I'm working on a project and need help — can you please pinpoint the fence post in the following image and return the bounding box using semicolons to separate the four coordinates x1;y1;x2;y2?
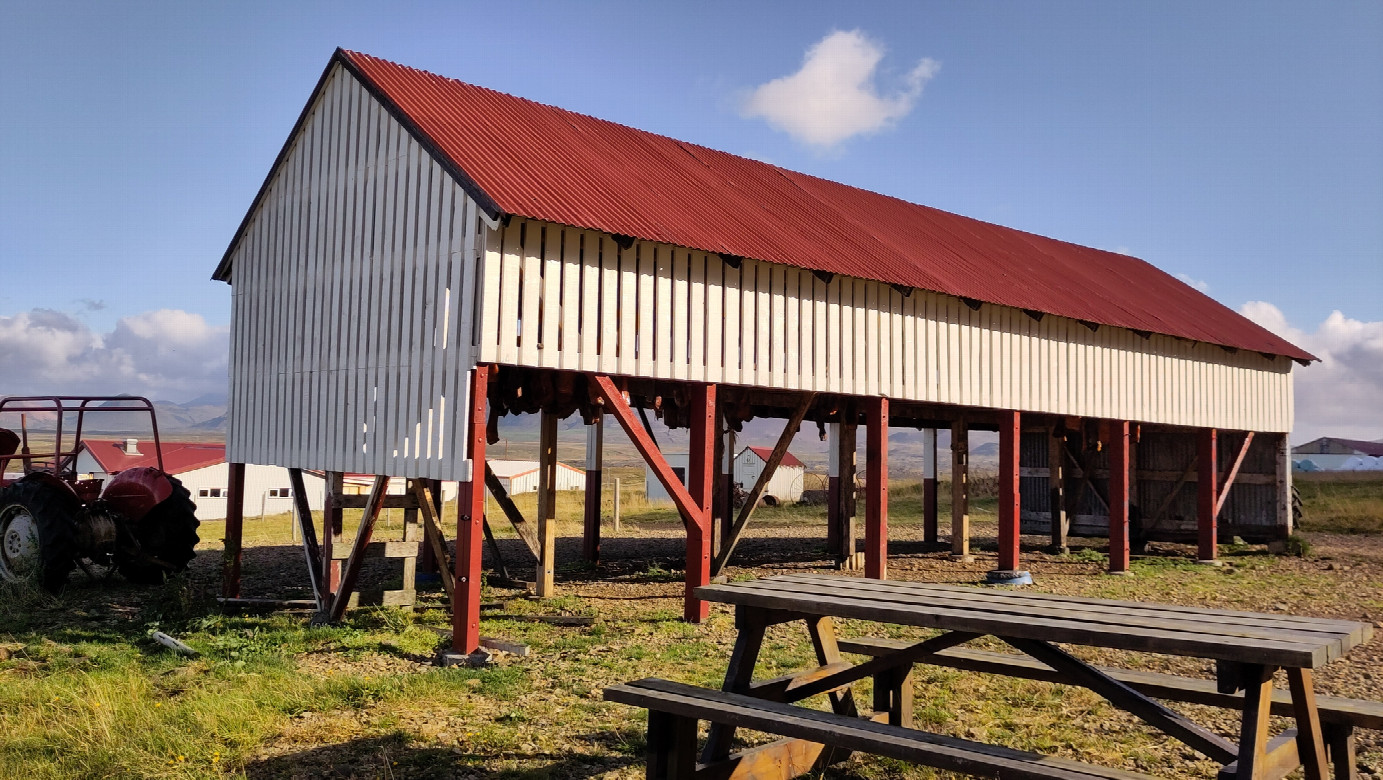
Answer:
612;477;621;533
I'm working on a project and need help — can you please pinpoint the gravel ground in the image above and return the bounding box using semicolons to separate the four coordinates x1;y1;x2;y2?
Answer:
209;517;1383;777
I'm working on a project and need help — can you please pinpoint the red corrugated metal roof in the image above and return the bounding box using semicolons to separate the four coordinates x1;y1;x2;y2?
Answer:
230;49;1313;362
82;440;225;476
742;446;806;469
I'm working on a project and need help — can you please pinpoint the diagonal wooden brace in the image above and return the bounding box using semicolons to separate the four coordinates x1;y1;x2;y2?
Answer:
711;392;815;576
589;375;705;533
1005;636;1240;764
287;468;325;611
321;474;390;623
409;479;455;599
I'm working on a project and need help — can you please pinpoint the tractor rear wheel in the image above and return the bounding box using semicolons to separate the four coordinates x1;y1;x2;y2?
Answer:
117;476;200;585
0;478;78;591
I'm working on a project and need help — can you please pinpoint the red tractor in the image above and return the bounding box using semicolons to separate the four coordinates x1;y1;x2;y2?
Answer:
0;396;200;591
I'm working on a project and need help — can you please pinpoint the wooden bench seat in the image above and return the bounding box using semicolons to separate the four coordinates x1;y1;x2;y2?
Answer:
838;637;1383;779
605;677;1159;780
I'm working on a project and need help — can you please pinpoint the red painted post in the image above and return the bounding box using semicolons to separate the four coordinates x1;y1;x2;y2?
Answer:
1108;420;1131;574
864;397;889;580
453;366;490;655
582;415;603;563
1197;428;1218;563
997;410;1021;573
221;462;246;598
685;383;717;622
922;428;938;546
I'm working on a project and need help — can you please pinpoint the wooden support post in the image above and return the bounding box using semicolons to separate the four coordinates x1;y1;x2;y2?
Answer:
951;420;972;562
417;480;441;574
1276;433;1294;537
865;397;889;580
536;409;558;597
826;422;841;557
1198;428;1219;563
324;471;344;596
452;366;490;656
1217;431;1257;517
582;415;603;563
1048;428;1068;554
1109;420;1131;575
711;408;724;556
835;415;859;568
221;462;246;599
922;428;938;546
685;383;716;623
995;410;1022;574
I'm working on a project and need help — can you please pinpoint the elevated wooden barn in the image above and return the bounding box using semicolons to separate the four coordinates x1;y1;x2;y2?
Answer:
214;50;1314;659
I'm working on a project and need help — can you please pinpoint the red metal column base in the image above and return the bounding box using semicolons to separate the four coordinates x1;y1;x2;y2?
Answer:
452;366;490;655
993;410;1023;577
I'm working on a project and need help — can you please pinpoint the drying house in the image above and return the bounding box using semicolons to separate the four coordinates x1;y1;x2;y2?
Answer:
213;49;1313;660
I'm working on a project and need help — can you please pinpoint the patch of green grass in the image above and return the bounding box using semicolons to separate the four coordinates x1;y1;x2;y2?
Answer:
1296;474;1383;534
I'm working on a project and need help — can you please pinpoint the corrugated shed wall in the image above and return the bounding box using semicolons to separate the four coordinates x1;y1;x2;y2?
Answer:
1020;429;1286;540
225;65;483;479
477;217;1294;432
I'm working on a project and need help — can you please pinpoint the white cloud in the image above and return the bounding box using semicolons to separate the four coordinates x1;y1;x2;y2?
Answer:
1239;302;1383;443
742;30;939;149
1176;273;1210;292
0;308;227;402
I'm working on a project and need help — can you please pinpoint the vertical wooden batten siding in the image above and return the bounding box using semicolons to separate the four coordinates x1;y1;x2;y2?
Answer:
225;64;480;480
476;217;1294;433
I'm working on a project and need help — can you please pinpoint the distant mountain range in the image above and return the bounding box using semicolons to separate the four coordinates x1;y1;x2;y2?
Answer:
0;394;229;436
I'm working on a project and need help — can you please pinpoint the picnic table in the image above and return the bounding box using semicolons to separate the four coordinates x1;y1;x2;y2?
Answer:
607;573;1375;780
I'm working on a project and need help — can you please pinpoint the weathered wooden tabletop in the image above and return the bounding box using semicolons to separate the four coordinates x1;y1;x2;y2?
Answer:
696;574;1373;669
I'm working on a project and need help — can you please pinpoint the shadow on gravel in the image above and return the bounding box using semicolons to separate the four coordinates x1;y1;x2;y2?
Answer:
241;731;639;779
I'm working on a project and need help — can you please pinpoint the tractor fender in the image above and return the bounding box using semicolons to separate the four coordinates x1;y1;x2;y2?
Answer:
17;471;80;500
102;468;175;524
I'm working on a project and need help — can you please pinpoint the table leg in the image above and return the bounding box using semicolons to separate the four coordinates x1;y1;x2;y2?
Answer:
702;607;770;762
872;663;914;728
647;709;698;780
1234;664;1277;780
807;616;859;718
1325;725;1357;780
1287;667;1330;780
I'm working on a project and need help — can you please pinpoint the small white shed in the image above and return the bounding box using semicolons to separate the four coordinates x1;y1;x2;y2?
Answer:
645;448;806;505
487;459;586;496
734;446;806;505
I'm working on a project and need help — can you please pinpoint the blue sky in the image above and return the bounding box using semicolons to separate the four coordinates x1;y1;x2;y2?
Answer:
1;2;1380;439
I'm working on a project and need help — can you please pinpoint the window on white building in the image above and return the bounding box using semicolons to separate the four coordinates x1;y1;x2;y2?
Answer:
198;488;227;498
267;488;293;498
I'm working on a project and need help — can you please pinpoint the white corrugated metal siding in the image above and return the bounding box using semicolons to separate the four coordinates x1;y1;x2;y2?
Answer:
223;64;482;479
477;217;1294;433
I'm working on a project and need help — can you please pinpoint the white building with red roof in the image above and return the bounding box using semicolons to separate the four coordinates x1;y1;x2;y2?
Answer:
76;439;313;520
647;447;805;506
